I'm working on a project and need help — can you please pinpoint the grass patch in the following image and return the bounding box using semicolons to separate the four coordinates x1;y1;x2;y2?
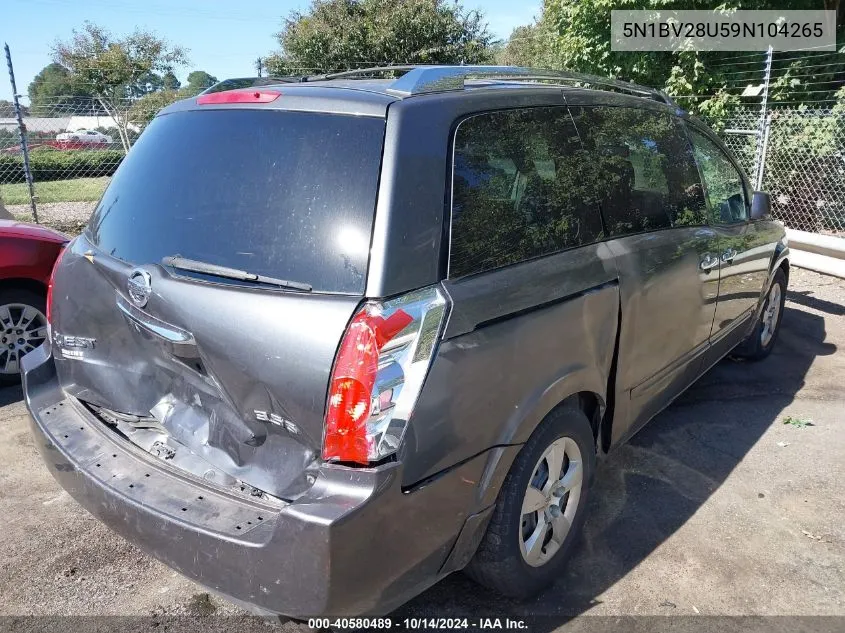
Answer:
0;176;109;205
783;416;814;428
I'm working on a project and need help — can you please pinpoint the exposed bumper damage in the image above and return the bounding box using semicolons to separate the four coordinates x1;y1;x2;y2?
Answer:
23;343;494;617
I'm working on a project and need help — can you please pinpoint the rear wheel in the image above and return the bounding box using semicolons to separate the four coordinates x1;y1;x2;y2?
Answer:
733;268;786;362
0;288;48;386
464;404;596;598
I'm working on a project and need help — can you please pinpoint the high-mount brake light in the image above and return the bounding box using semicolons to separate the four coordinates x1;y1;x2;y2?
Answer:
323;286;449;465
197;90;281;105
46;244;68;324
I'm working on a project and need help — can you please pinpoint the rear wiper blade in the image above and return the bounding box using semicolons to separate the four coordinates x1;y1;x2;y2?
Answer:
161;256;312;292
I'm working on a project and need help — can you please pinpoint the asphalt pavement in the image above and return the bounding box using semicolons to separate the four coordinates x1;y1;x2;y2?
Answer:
1;268;843;632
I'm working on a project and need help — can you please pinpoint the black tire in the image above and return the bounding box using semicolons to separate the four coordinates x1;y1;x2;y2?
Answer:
0;287;47;387
464;404;596;599
732;268;787;362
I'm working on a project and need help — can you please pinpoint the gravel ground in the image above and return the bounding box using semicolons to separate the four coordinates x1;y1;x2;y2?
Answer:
7;200;94;232
0;268;843;632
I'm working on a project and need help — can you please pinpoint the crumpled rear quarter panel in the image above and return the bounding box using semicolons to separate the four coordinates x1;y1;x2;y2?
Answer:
401;242;619;487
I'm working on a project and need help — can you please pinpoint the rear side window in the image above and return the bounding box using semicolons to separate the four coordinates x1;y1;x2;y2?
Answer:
87;110;385;294
687;128;749;224
570;106;708;235
449;107;604;278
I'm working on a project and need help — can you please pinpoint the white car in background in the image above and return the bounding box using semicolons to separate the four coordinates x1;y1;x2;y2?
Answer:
55;129;113;145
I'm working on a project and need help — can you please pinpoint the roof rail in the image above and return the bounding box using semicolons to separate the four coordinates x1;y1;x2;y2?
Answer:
306;66;419;82
303;65;676;106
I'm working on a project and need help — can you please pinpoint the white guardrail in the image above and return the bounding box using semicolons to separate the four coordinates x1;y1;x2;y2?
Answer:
786;229;845;280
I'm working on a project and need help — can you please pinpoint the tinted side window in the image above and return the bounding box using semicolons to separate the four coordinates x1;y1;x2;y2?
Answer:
571;107;708;235
688;128;749;224
449;107;604;278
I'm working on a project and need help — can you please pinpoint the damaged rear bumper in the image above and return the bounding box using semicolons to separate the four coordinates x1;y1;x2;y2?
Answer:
22;344;492;617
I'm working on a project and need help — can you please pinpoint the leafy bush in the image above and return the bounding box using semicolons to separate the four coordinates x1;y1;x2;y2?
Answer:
0;149;125;184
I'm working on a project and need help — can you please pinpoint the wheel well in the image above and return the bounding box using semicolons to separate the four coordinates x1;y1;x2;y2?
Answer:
778;259;790;285
0;278;47;298
563;391;602;444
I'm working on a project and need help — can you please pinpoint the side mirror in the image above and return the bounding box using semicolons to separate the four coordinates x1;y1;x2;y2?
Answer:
751;191;771;220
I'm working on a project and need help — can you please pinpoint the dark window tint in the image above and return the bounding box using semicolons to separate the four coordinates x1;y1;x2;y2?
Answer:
571;107;708;235
688;128;749;224
449;107;604;278
87;110;385;294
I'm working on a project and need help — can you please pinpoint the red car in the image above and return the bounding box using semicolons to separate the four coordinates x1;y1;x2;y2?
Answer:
0;220;68;385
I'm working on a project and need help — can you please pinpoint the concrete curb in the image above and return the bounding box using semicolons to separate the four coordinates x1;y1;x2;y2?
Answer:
789;250;845;280
785;229;845;280
786;228;845;259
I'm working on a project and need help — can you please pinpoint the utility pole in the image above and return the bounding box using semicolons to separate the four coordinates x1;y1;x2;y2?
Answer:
754;45;773;190
4;43;38;223
255;57;264;78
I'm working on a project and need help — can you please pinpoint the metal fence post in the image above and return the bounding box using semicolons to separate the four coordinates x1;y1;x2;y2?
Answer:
4;43;38;223
753;46;773;191
755;112;772;191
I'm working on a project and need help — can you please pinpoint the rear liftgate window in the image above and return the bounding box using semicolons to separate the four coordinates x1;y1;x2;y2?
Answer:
87;109;385;294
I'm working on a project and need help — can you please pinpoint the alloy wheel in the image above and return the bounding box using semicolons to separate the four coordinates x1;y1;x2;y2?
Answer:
0;303;48;376
519;436;583;567
760;282;782;348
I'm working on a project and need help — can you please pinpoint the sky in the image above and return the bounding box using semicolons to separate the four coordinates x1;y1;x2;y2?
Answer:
1;0;541;104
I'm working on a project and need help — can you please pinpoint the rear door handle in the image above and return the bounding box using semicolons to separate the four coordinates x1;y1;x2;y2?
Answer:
721;248;738;264
700;254;719;272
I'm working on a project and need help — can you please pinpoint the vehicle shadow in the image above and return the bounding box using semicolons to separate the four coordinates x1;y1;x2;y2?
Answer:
0;384;23;408
395;303;835;625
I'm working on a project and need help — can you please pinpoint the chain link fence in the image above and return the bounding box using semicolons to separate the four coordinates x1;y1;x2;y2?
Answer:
717;110;761;181
716;106;845;237
763;107;845;236
2;95;844;238
0;97;154;230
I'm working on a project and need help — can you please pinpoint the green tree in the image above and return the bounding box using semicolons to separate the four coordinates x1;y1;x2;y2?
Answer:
496;24;546;67
514;0;844;115
162;71;181;90
52;22;188;151
127;71;165;97
0;99;27;117
128;89;183;125
27;63;97;115
185;70;218;94
265;0;495;75
128;70;221;126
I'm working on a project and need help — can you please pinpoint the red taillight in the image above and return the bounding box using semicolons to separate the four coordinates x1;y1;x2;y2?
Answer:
196;89;281;105
324;309;413;464
323;287;449;465
46;245;67;323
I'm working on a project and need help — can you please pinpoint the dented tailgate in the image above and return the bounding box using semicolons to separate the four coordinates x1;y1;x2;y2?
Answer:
50;237;361;499
45;107;386;500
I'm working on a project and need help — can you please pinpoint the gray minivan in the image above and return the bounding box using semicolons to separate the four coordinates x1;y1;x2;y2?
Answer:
23;66;789;617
